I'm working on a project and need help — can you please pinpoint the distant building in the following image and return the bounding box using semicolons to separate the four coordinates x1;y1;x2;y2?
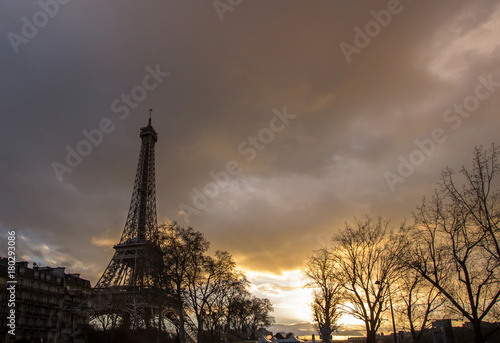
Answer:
432;320;454;343
0;258;92;343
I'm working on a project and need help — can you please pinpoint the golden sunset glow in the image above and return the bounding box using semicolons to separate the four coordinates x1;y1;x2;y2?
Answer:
2;0;500;338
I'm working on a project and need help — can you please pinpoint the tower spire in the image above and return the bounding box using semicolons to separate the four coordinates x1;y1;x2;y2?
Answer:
93;112;199;340
95;111;159;289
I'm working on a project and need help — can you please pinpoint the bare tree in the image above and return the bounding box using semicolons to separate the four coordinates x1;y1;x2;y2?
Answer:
186;250;241;343
158;223;274;342
246;297;274;338
332;217;407;343
441;144;500;261
204;275;248;339
159;222;209;343
227;293;274;339
90;310;120;333
396;265;446;342
406;145;500;343
304;248;343;336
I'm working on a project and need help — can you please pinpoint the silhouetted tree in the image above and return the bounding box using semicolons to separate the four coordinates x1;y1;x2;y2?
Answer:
159;223;209;343
406;145;500;343
227;291;274;339
304;247;343;336
442;144;500;262
396;264;446;342
90;311;121;337
186;250;242;343
204;275;249;339
332;217;408;343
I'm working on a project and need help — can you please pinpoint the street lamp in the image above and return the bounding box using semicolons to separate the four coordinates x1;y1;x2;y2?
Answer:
375;281;397;343
65;288;80;343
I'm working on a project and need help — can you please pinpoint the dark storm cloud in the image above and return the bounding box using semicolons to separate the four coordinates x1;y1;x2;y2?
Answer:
1;0;500;299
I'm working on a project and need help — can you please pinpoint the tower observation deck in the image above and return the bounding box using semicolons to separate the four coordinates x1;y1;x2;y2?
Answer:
92;115;197;341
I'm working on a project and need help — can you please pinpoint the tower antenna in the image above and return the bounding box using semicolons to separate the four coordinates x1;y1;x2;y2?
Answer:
93;117;198;339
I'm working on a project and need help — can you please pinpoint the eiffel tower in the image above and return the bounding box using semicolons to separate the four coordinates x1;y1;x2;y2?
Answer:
93;113;197;340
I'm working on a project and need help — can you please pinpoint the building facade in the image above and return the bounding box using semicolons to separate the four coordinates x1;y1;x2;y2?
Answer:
0;258;92;343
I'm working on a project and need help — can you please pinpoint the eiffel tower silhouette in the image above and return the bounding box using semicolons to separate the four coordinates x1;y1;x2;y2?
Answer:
93;113;197;340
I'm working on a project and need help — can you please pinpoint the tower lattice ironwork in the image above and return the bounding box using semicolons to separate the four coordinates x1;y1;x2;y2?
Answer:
93;116;197;340
95;116;160;290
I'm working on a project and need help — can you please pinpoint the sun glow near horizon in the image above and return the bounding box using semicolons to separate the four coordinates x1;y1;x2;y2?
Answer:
245;269;314;324
244;268;369;337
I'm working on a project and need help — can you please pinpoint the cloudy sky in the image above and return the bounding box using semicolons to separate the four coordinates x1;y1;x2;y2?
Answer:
2;0;500;336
